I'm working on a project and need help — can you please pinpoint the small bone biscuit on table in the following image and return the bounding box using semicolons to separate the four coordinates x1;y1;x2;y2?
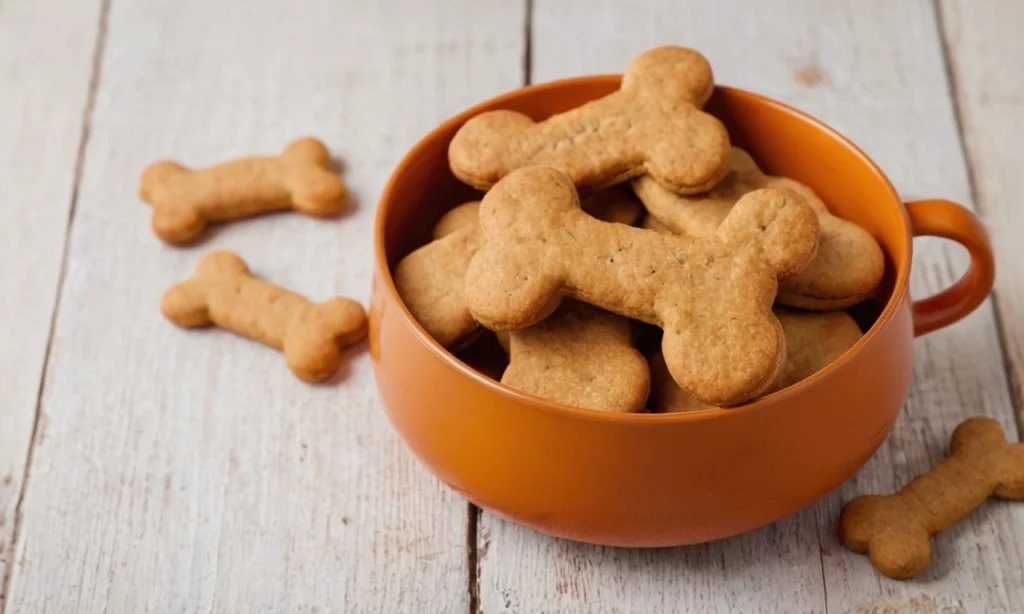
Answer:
464;166;819;407
839;417;1024;579
501;300;649;413
633;147;884;309
448;45;731;193
161;251;367;382
140;137;347;244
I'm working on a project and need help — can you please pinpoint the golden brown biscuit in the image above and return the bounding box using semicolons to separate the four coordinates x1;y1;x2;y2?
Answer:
394;188;643;349
633;147;884;309
769;309;863;391
433;200;482;241
393;226;481;349
651;309;863;412
161;251;367;382
432;186;644;241
455;191;646;411
648;350;708;413
448;46;731;193
641;214;671;233
501;300;649;413
140;137;347;245
464;166;819;406
840;417;1024;579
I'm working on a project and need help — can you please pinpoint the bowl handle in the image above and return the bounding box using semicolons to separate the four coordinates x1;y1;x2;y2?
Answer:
906;199;995;337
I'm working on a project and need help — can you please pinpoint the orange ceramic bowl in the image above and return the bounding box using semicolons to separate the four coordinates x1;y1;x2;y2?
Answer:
370;77;995;547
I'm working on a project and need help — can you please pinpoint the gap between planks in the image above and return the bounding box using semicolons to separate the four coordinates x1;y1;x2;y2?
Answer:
932;0;1023;438
465;3;534;613
467;503;481;614
522;0;534;87
0;0;112;611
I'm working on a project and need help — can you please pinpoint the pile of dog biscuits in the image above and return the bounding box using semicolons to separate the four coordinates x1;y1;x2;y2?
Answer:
395;45;885;412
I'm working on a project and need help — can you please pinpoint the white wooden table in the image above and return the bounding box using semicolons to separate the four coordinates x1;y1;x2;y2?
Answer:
2;0;1022;611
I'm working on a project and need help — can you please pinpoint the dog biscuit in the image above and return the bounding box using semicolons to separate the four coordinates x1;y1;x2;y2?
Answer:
648;350;709;413
633;147;884;309
641;214;671;234
161;251;367;382
442;194;646;410
394;189;643;349
502;301;649;412
651;309;862;412
394;224;481;349
433;200;483;241
140;137;347;244
839;417;1024;579
434;187;643;241
464;166;819;406
448;46;731;193
497;300;649;412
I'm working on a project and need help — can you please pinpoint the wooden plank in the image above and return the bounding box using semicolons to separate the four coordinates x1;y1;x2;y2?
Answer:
479;511;825;614
3;0;525;611
939;0;1024;424
0;0;106;608
477;1;1023;612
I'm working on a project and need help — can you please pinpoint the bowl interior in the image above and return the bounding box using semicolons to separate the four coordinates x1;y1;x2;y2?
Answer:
379;77;910;361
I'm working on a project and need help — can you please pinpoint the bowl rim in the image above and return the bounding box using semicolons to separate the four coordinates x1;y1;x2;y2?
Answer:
373;75;911;424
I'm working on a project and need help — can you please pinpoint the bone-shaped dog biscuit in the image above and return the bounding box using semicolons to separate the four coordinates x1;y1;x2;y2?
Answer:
651;310;862;413
162;251;367;382
394;190;643;349
633;147;884;309
448;46;731;193
464;166;819;406
140;137;347;244
497;300;649;413
430;200;648;410
839;417;1024;579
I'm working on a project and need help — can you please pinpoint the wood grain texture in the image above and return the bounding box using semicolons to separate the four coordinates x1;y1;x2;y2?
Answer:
0;0;106;608
475;1;1023;612
940;0;1024;425
3;0;524;611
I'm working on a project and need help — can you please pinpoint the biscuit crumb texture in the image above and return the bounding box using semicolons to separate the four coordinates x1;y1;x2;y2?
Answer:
448;46;731;194
464;166;819;406
503;301;649;412
140;137;347;244
161;251;367;382
652;309;862;413
634;147;884;309
839;417;1024;579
